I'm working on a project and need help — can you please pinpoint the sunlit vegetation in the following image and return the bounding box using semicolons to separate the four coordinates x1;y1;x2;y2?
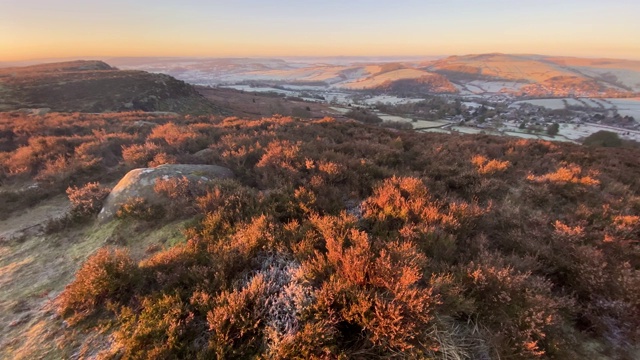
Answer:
2;110;640;358
66;182;112;218
471;155;510;175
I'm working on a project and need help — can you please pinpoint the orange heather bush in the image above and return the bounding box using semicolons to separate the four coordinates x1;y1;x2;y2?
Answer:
362;176;432;224
361;176;487;238
612;214;639;231
527;163;600;186
471;154;511;175
57;247;139;325
35;155;74;182
121;142;161;167
300;213;439;354
154;176;193;200
205;274;269;358
553;220;585;238
153;176;203;217
148;122;199;150
148;152;178;167
461;258;567;358
255;139;303;187
5;146;34;174
66;182;111;217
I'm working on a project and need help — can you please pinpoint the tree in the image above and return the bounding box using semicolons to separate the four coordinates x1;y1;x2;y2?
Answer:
583;130;622;147
547;123;560;136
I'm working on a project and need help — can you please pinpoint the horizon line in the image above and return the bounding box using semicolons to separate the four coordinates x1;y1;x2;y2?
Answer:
3;52;640;65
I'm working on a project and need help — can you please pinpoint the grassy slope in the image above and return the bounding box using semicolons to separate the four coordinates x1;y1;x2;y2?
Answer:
0;214;189;359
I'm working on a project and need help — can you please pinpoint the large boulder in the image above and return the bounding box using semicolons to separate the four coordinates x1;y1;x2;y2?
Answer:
98;164;233;222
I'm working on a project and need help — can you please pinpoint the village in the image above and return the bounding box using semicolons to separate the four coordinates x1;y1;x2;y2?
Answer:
327;91;640;143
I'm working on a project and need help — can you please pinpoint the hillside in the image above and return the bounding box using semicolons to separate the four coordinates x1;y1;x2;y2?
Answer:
426;53;640;97
545;56;640;92
111;55;640;98
0;61;223;114
1;111;639;359
114;58;459;93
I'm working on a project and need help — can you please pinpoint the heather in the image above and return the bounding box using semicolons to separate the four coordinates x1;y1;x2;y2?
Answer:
1;111;639;358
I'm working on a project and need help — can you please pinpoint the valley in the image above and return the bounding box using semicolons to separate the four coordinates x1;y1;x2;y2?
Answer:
110;54;640;144
1;58;640;359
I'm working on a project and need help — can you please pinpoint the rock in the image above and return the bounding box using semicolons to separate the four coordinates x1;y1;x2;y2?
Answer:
17;108;51;116
193;148;217;160
98;164;233;222
132;120;159;128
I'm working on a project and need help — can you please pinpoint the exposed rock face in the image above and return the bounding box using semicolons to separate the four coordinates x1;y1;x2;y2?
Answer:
98;164;233;222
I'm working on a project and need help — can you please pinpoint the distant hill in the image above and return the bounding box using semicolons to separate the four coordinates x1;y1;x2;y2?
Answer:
110;55;640;98
425;53;640;97
338;64;457;93
114;58;459;94
0;60;224;114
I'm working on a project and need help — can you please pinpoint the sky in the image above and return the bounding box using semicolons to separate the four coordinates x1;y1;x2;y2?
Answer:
1;0;639;61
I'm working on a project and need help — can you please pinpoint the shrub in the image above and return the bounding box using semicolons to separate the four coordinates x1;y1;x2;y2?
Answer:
546;123;559;136
35;155;75;183
66;182;111;218
459;257;568;358
116;197;165;221
57;247;139;325
112;293;201;359
122;142;161;167
381;120;413;130
205;274;269;358
345;109;383;124
527;163;600;186
148;152;177;167
583;130;622;147
148;122;198;150
301;213;439;355
256;140;303;187
471;155;510;175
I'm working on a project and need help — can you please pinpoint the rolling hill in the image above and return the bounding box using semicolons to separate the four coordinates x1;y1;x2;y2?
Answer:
425;53;640;97
112;58;459;93
108;54;640;98
0;60;224;114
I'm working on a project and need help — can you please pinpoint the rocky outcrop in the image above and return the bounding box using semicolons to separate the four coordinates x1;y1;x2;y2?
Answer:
0;60;226;114
98;164;233;222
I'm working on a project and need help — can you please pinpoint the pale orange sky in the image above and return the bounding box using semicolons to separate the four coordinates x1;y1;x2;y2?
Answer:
1;0;639;61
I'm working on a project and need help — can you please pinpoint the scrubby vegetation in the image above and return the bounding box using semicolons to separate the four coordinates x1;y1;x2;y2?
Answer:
2;110;640;358
344;108;383;124
583;130;624;147
67;182;112;218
